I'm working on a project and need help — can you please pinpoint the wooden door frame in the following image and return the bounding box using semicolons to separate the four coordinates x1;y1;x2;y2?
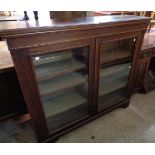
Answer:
95;31;144;111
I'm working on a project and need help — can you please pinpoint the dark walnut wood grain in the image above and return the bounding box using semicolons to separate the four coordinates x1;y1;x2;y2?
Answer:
2;15;150;142
0;15;150;37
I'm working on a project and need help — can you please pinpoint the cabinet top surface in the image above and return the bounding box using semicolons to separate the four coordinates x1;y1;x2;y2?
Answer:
0;15;150;36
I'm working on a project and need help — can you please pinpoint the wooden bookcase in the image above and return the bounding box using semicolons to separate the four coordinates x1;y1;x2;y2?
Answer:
1;15;150;142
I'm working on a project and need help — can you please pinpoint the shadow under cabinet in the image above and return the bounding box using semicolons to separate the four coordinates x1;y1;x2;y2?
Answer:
0;70;27;119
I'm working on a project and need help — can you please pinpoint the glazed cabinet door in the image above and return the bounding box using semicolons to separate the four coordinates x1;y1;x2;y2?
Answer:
96;34;138;111
11;39;95;142
32;45;92;132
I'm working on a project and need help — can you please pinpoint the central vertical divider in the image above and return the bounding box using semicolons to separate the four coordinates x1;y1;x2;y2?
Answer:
93;38;100;114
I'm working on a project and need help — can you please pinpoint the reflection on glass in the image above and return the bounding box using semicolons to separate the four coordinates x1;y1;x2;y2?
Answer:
32;47;89;132
100;38;135;64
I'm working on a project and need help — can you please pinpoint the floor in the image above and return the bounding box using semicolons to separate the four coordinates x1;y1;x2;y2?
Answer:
1;90;155;143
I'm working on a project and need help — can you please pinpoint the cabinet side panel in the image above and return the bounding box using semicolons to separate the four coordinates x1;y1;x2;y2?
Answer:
11;50;49;142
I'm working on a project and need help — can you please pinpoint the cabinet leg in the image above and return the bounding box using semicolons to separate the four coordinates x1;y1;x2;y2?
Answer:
121;102;130;109
137;86;145;94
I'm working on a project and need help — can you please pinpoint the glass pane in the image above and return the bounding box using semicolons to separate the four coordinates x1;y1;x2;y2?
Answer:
32;46;89;132
98;63;131;110
98;37;135;111
100;38;135;64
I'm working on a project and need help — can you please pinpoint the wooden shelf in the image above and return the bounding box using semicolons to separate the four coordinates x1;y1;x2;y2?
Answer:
33;51;72;66
99;74;128;96
35;59;86;81
47;103;88;132
98;87;126;110
100;63;130;78
98;63;130;109
100;48;131;64
42;89;87;117
39;72;87;96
